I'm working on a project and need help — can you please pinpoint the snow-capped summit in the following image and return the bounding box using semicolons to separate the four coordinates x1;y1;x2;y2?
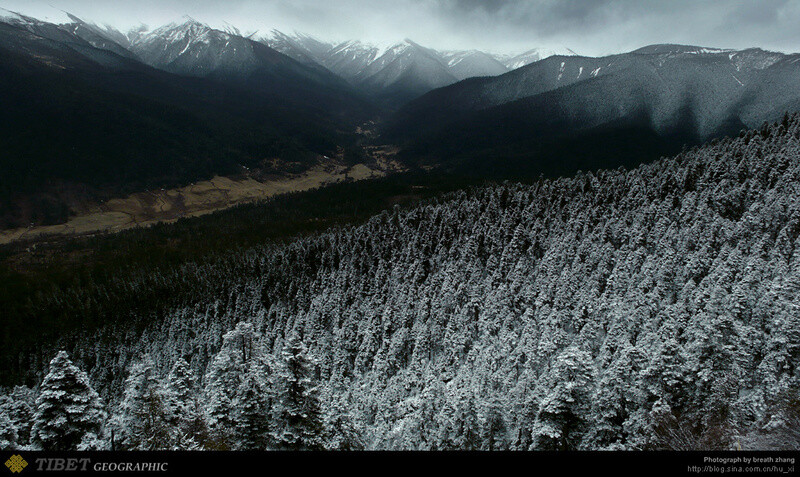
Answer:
493;47;577;70
0;8;139;68
0;6;72;27
356;39;447;81
442;50;509;80
1;7;580;108
334;39;465;106
126;17;361;117
0;8;34;25
61;13;136;59
350;40;579;105
133;17;220;54
322;39;388;78
261;30;332;66
0;8;83;44
257;31;575;106
130;17;262;77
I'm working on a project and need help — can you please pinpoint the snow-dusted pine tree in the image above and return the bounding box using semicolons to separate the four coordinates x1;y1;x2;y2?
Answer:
114;355;173;450
0;408;17;450
203;321;264;449
234;365;272;450
531;346;594;450
274;333;325;450
322;388;364;450
165;358;206;448
6;387;35;448
30;351;106;451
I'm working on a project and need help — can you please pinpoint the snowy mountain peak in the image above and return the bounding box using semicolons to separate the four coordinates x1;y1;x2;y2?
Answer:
0;6;72;26
261;29;333;65
128;17;260;77
633;44;734;56
1;8;581;107
258;31;574;105
383;39;417;57
495;47;576;70
150;17;218;44
329;39;369;55
56;12;136;58
265;29;294;42
0;8;36;25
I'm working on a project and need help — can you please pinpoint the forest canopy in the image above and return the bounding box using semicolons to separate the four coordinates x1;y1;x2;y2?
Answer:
2;115;800;451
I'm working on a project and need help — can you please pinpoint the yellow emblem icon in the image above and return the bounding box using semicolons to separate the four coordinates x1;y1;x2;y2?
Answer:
4;455;27;474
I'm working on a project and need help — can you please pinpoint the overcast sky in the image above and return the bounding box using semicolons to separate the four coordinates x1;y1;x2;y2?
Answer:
2;0;799;55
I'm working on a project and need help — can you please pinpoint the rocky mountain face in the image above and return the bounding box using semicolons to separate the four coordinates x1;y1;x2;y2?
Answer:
61;13;138;60
493;47;577;69
128;19;349;89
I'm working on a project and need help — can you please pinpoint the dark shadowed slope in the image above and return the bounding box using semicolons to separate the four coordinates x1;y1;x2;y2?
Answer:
0;19;376;229
129;19;376;122
386;45;800;176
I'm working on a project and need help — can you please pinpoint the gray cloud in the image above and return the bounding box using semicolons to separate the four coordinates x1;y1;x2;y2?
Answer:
2;0;799;55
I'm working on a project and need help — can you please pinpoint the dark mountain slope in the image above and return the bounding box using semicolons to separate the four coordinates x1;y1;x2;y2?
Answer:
0;21;374;228
386;46;800;176
130;19;375;123
61;13;138;60
391;46;792;136
0;9;88;45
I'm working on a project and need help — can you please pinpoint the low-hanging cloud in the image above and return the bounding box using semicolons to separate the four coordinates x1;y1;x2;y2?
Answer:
2;0;799;55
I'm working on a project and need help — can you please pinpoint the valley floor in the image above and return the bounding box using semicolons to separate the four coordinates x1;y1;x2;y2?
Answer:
0;159;403;245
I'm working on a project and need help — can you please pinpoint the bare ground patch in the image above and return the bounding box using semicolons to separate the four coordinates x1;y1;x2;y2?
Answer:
0;160;403;245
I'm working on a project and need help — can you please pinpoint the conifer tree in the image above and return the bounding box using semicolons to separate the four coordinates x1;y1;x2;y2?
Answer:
234;365;272;450
274;333;325;450
204;321;263;449
7;387;35;448
322;389;364;450
531;346;594;450
115;356;173;450
31;351;106;451
166;358;207;449
0;408;17;450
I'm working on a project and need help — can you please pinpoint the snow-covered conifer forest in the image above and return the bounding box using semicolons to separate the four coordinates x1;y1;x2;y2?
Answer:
2;115;800;451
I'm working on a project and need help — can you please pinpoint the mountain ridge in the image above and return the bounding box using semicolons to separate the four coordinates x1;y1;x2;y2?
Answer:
260;29;574;107
0;14;376;229
386;43;800;176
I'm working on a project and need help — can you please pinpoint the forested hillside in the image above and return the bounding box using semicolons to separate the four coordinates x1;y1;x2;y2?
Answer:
3;116;800;450
0;18;375;229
